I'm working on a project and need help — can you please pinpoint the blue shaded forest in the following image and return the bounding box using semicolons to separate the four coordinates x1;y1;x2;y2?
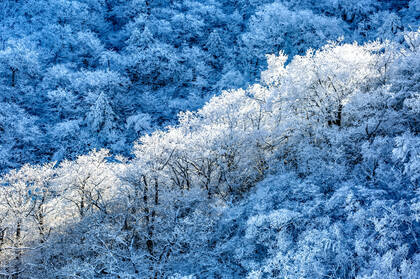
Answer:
0;1;419;278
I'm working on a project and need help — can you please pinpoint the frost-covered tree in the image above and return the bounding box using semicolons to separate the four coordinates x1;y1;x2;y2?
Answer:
0;103;41;171
86;92;120;145
239;2;346;78
0;163;55;278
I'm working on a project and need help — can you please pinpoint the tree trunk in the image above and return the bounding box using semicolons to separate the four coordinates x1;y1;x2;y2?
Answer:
11;68;17;87
13;219;22;279
142;176;153;255
334;103;343;127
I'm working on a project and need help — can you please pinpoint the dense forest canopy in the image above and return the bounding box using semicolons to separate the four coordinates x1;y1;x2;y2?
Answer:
0;0;419;278
0;0;418;171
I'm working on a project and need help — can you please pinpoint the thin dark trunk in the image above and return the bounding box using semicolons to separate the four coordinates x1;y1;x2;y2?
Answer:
11;68;16;87
142;176;153;255
335;103;342;127
0;228;5;252
13;220;21;279
80;196;85;218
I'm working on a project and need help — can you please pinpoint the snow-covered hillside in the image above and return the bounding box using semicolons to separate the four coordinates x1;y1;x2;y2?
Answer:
0;1;419;278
